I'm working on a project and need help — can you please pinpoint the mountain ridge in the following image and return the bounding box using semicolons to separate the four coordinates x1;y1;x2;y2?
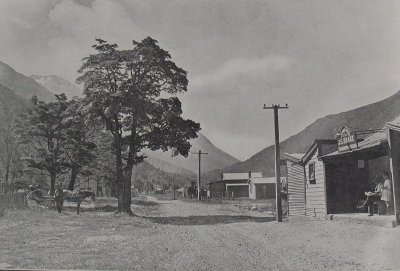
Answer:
30;74;82;98
145;132;240;173
0;61;55;102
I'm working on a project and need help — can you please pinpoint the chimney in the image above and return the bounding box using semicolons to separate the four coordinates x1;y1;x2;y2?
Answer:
248;171;251;178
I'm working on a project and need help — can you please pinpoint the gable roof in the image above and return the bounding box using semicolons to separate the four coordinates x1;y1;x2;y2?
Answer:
302;139;337;164
320;117;400;159
283;153;304;163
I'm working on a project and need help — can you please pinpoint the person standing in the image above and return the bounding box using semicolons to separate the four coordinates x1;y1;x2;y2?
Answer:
54;182;64;213
381;171;393;215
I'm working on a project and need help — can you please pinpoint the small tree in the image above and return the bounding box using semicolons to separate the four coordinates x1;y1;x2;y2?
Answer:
17;94;71;195
64;99;98;191
87;130;117;196
0;120;21;183
77;37;200;213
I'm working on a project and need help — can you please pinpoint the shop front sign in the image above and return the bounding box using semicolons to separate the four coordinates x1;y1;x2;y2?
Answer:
337;127;358;152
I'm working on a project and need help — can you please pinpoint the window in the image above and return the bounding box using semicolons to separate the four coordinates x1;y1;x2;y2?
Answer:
308;163;316;184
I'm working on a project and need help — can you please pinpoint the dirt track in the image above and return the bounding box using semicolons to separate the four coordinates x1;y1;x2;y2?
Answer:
1;196;400;270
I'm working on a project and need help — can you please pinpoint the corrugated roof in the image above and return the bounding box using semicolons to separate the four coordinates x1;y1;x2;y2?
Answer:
386;115;400;130
284;153;304;160
321;118;398;158
222;172;262;180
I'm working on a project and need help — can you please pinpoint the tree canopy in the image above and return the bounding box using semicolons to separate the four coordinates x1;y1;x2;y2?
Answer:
16;94;72;195
77;37;200;213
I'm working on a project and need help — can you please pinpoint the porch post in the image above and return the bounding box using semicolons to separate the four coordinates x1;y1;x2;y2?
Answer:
322;161;328;216
388;128;400;224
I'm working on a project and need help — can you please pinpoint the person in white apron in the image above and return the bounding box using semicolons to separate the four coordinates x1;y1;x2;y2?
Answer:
381;171;393;215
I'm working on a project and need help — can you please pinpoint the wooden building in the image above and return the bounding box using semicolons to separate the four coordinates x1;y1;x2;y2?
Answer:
303;140;337;217
284;140;337;217
284;153;306;216
75;177;111;197
223;172;262;198
208;180;225;198
248;177;276;199
285;120;400;225
321;124;399;221
207;172;263;198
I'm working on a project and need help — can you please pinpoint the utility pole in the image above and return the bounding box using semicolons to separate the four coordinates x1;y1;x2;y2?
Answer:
263;104;289;222
192;150;208;201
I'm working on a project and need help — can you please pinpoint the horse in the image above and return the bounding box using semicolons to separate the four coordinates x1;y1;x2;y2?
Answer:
55;186;96;214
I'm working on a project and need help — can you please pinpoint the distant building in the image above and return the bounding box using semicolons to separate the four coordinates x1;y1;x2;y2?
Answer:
75;178;111;197
208;172;283;199
223;172;262;198
207;180;224;198
248;177;276;199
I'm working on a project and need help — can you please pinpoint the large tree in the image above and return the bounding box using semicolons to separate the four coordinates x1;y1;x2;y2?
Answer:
17;94;72;195
77;37;200;213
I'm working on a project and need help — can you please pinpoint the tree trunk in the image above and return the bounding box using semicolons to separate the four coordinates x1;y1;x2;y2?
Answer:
67;166;80;191
122;165;133;214
114;134;124;212
50;171;56;196
5;160;10;183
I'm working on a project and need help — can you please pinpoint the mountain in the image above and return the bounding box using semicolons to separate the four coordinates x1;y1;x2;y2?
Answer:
145;155;196;177
217;90;400;178
30;74;82;98
0;84;28;123
0;61;55;102
145;133;240;174
133;160;196;191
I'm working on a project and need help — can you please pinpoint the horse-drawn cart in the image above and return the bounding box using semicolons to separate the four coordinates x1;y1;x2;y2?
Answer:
26;188;54;210
26;185;96;213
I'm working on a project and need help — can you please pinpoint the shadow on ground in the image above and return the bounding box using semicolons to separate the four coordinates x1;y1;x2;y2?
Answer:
49;205;117;213
145;215;275;226
53;199;159;213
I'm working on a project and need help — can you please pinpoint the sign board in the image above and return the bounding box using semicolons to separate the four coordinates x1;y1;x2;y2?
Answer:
337;126;358;152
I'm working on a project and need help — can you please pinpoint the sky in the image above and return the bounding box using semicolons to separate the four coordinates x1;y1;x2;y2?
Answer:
1;0;400;161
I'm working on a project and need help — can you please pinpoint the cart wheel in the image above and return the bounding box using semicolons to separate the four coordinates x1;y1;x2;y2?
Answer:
27;190;50;210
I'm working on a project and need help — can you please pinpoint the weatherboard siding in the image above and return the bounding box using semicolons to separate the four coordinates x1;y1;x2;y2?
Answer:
305;152;327;217
287;160;306;216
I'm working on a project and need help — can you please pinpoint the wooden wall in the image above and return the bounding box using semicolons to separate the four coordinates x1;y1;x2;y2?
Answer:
305;152;327;217
255;183;275;199
369;156;391;182
209;181;225;198
226;185;249;198
287;160;306;216
0;192;27;211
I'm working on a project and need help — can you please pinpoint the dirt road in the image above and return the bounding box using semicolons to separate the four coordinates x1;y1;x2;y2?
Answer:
1;196;400;270
144;196;400;271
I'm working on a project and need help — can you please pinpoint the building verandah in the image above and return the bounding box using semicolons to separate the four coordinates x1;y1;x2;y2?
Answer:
321;121;400;225
285;118;400;226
